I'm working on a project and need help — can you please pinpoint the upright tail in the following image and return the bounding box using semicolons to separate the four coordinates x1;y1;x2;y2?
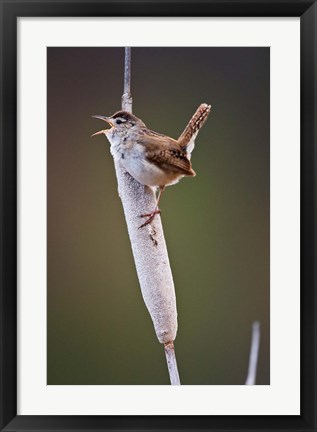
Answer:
178;103;211;158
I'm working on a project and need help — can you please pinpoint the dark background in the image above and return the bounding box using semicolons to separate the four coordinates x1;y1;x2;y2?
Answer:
47;47;269;385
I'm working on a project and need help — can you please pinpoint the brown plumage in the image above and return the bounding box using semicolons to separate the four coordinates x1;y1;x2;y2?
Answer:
136;129;196;177
178;103;211;153
92;103;211;227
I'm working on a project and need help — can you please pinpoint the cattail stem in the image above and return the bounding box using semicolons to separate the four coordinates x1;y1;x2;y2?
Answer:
245;321;261;385
122;47;132;112
114;47;180;384
164;342;181;385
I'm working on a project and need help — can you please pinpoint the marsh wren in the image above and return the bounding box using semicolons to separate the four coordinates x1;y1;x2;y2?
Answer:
92;103;211;228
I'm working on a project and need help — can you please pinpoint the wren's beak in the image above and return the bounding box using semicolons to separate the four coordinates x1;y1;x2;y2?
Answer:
91;115;114;137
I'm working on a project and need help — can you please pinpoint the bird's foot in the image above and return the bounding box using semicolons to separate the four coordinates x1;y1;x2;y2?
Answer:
138;209;161;229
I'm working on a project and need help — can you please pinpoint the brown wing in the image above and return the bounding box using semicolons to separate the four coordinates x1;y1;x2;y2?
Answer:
137;129;195;176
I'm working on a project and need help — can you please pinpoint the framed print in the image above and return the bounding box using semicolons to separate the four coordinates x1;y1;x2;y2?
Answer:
0;0;316;431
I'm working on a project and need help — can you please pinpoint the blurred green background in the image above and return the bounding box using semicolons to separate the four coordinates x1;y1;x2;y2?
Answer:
47;47;269;385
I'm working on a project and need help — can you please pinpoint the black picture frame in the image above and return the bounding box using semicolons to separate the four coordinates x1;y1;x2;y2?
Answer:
0;0;316;431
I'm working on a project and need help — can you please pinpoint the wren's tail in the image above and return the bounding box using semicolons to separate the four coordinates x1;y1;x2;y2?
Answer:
178;103;211;159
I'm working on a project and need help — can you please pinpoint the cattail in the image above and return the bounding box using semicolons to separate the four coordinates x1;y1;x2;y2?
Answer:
115;47;180;384
114;164;178;344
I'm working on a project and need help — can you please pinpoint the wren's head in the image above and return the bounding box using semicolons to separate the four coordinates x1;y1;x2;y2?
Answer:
110;111;146;128
91;110;145;137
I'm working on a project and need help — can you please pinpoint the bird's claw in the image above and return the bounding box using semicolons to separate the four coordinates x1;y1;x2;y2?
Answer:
138;209;161;229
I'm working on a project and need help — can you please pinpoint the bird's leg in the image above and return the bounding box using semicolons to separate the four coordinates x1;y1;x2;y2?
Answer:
141;186;165;217
139;186;165;228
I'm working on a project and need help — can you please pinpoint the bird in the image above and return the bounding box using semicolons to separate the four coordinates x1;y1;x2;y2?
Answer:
92;103;211;228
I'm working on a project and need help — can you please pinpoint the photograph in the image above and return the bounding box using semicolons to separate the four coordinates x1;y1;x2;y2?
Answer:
47;46;270;385
2;1;316;429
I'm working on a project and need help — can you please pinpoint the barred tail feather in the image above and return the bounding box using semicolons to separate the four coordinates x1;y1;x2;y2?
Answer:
178;103;211;159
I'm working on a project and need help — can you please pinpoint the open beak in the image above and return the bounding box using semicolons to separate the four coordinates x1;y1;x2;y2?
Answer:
91;129;106;137
91;115;114;137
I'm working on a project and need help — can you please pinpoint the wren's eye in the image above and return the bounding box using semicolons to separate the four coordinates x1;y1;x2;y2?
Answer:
116;119;122;125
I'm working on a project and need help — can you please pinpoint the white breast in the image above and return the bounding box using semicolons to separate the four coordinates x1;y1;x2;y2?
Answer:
105;131;182;188
124;157;165;187
105;129;121;156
